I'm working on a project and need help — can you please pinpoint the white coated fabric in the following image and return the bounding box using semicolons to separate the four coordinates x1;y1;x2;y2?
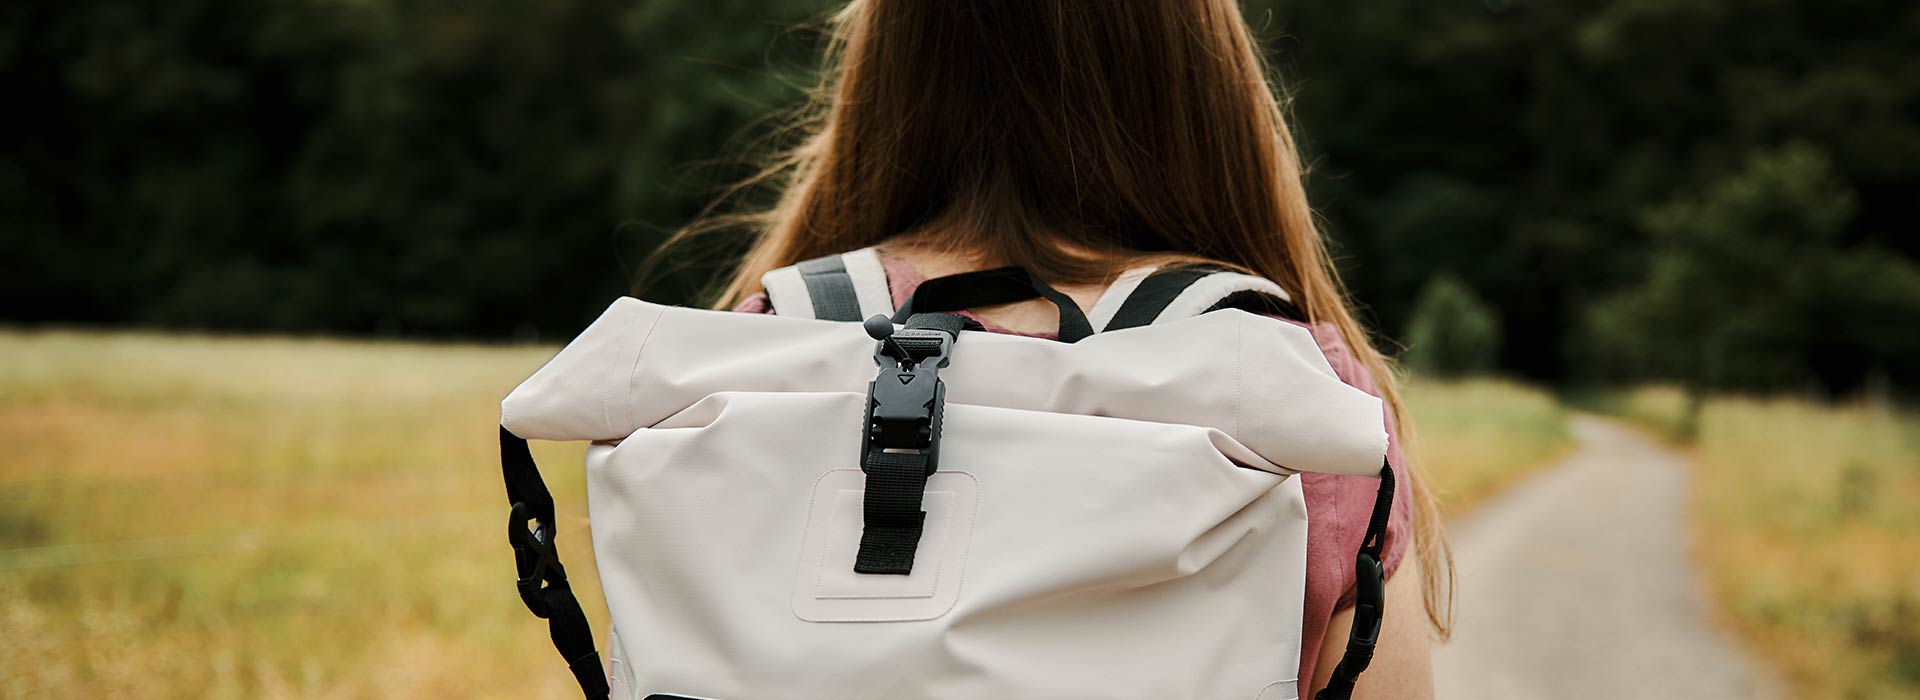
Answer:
759;264;815;320
838;247;895;320
502;297;1387;700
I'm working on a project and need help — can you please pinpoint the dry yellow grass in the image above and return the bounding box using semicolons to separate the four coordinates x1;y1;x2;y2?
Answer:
1403;378;1575;516
1606;387;1920;699
0;330;600;699
0;331;1577;698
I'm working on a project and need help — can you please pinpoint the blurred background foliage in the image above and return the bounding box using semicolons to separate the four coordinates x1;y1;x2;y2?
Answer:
4;0;1918;394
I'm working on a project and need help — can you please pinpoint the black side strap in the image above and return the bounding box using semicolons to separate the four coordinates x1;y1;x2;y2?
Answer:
796;253;863;322
893;267;1094;342
1315;461;1396;700
502;426;611;700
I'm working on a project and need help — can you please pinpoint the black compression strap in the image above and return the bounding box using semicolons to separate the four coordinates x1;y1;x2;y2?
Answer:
501;427;610;700
893;267;1094;342
1102;267;1223;331
1315;461;1396;700
796;254;863;322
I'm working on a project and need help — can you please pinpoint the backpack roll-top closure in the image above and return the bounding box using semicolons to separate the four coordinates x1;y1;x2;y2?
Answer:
502;297;1386;476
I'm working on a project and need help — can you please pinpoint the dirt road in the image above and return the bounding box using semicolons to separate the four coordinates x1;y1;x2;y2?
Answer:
1431;416;1782;699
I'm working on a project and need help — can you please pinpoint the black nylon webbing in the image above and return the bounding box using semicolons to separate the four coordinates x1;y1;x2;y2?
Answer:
501;427;610;700
502;426;556;525
797;254;863;322
1102;267;1221;331
893;267;1094;342
855;450;934;574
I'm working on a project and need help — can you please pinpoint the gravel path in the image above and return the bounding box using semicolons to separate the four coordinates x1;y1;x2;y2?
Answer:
1431;415;1782;700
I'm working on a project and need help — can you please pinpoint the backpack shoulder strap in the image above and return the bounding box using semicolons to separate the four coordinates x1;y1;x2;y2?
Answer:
760;246;895;321
1100;265;1305;331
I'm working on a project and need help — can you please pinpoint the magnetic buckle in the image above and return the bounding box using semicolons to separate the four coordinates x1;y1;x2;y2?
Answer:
862;319;949;474
866;362;941;454
508;501;567;618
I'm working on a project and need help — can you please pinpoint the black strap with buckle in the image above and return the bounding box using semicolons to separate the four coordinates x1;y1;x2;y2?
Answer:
1315;461;1395;700
501;426;611;700
853;313;963;575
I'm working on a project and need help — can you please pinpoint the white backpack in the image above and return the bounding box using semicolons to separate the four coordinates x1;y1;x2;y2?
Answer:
499;247;1395;700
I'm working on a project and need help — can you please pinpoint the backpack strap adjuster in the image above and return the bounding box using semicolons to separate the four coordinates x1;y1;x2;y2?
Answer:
507;500;569;618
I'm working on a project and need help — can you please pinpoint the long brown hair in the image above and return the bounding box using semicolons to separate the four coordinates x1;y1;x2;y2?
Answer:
674;0;1453;637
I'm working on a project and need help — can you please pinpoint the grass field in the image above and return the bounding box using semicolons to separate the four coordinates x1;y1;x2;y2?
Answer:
1602;387;1920;699
1403;378;1575;516
0;331;598;699
0;331;1575;698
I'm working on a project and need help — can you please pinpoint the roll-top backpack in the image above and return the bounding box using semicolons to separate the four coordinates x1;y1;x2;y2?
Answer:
499;247;1396;700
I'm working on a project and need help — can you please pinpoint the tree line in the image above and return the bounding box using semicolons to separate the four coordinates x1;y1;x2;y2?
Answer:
4;0;1916;394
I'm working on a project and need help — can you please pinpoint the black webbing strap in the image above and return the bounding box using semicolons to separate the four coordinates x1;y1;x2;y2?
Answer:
895;312;971;357
1108;266;1310;330
796;253;863;322
856;448;936;574
894;267;1094;342
501;426;611;700
1102;266;1223;331
1315;461;1395;700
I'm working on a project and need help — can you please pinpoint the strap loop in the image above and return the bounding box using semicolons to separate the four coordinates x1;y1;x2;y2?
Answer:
893;267;1094;342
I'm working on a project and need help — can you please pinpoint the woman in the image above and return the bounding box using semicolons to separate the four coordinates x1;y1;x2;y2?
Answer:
674;1;1452;696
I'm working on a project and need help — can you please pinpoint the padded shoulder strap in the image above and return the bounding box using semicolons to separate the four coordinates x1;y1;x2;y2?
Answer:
1101;266;1304;331
761;247;894;322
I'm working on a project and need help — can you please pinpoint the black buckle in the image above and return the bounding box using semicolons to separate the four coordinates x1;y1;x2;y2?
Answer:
862;318;950;471
508;501;567;617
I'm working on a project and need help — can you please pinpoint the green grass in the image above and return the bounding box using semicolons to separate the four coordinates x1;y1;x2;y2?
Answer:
0;330;599;699
1403;377;1575;516
1602;387;1920;700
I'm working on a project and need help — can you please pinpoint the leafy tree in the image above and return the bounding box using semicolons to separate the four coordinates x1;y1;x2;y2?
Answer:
1582;143;1920;432
2;0;1917;396
1404;274;1503;378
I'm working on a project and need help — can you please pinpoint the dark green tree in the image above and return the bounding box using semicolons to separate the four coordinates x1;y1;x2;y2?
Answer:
1404;274;1504;378
1583;143;1920;432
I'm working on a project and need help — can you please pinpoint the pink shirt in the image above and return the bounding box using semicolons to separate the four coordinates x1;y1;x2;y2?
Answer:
734;253;1413;686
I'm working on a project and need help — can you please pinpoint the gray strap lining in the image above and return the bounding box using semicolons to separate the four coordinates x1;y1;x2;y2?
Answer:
795;254;864;322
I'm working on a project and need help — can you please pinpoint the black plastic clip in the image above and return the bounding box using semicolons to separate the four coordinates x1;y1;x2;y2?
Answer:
862;316;950;469
1349;550;1385;649
508;501;567;617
